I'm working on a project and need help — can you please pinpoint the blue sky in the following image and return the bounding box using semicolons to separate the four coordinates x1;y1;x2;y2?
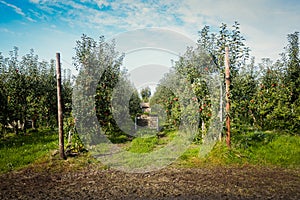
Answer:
1;0;300;75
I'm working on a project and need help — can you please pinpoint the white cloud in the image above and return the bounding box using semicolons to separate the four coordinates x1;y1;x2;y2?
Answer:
0;0;36;22
0;28;15;34
0;0;25;16
6;0;300;64
29;0;40;3
173;0;300;62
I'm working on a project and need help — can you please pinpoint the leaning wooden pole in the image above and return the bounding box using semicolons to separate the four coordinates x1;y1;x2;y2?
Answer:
225;47;231;148
56;53;66;159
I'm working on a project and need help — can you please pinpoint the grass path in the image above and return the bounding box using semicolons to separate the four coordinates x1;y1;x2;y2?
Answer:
1;129;300;174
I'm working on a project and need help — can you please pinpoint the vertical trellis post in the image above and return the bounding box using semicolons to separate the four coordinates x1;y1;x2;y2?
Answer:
225;47;231;148
219;76;223;141
56;53;66;159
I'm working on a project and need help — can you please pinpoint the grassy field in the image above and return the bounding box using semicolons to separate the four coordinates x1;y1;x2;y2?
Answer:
0;128;299;174
177;131;300;168
0;128;58;173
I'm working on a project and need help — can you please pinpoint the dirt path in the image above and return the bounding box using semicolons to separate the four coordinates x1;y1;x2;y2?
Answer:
0;165;299;200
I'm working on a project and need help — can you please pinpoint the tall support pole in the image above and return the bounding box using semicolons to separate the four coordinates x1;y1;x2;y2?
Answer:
219;75;223;141
225;47;231;148
56;53;66;159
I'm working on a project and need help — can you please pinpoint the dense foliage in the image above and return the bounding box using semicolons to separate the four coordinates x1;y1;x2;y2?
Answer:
152;22;300;138
72;35;141;142
0;48;72;136
140;86;151;103
246;32;300;133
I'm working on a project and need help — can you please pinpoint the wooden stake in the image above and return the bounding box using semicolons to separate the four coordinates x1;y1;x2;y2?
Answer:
219;76;223;141
225;47;231;148
56;53;66;159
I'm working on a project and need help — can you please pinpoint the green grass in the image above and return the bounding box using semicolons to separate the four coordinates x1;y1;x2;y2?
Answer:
175;144;202;167
127;130;178;153
0;128;58;174
248;134;300;167
127;136;159;153
180;131;300;168
0;128;299;174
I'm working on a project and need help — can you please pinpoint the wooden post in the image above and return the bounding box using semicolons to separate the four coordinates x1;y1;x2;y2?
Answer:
219;77;223;141
225;47;231;148
56;53;66;159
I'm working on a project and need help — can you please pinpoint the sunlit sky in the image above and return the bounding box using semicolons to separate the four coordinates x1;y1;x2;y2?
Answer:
1;0;300;79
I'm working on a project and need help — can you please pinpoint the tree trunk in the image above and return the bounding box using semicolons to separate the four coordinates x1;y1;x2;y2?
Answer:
14;121;19;135
22;118;26;134
31;118;36;130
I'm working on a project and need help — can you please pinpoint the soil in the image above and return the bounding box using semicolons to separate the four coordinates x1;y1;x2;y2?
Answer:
0;164;299;200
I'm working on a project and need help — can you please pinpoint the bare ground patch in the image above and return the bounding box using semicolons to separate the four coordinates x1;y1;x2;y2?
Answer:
0;164;299;200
